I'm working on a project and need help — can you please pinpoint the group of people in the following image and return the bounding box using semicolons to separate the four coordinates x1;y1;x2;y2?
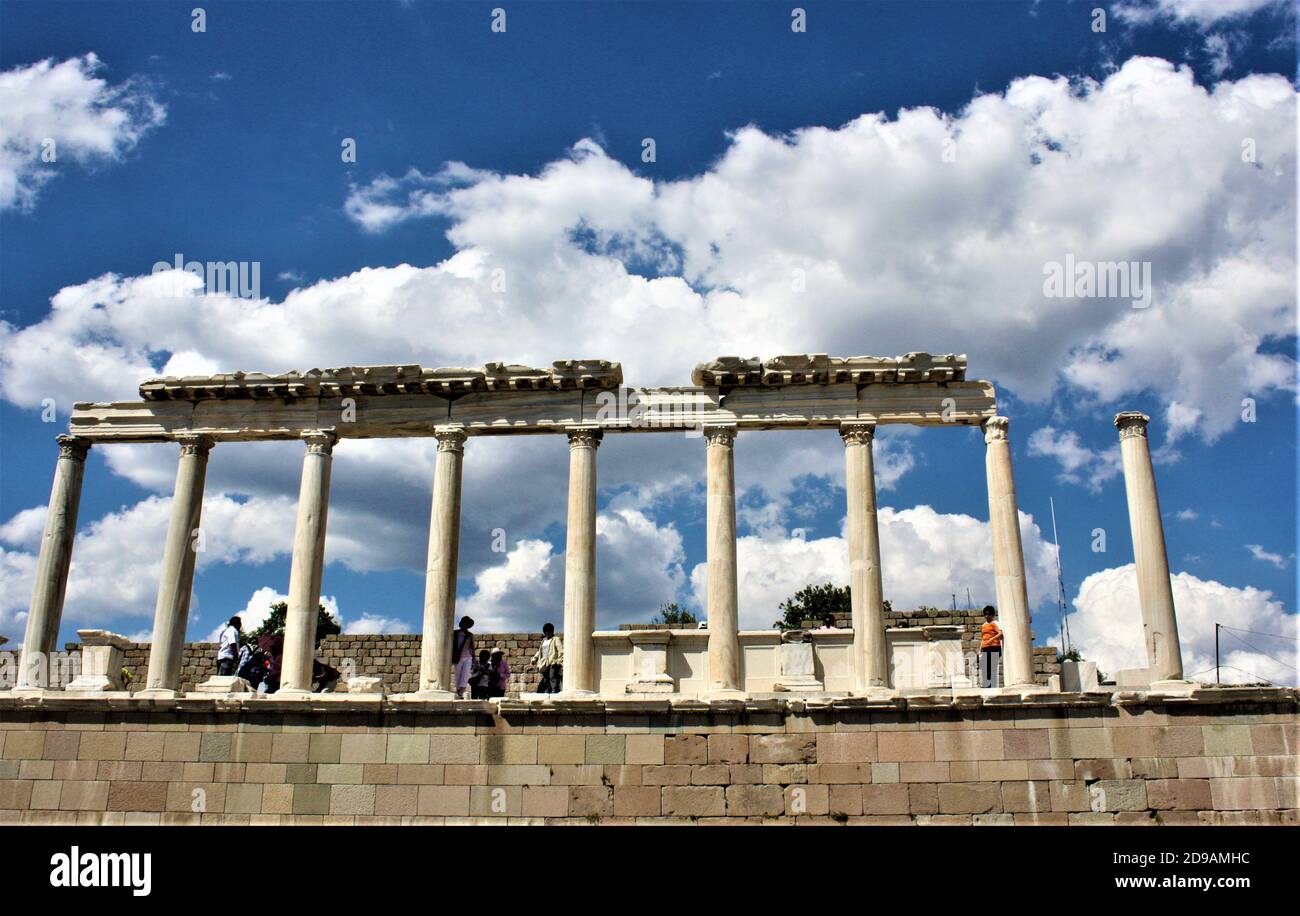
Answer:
451;617;564;699
215;616;340;693
215;607;1006;695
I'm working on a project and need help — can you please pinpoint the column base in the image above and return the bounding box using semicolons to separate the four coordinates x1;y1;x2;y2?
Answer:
703;688;747;701
556;688;599;699
852;687;900;701
408;688;455;700
8;686;48;698
1148;679;1197;697
990;682;1052;697
134;688;180;699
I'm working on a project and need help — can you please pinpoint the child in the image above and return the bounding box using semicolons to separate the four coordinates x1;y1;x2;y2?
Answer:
470;649;492;700
531;623;564;694
488;646;511;698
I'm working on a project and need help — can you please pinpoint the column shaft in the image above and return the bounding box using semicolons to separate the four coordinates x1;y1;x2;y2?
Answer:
560;427;601;694
279;431;337;692
705;425;742;694
144;435;213;693
17;436;91;689
1115;412;1184;681
983;416;1035;688
418;427;466;694
841;423;888;690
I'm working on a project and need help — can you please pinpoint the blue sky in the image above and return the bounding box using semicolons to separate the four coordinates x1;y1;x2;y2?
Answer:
0;0;1296;685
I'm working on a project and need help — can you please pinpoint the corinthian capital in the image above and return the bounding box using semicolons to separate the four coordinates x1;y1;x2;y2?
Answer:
703;424;737;448
982;415;1009;445
1114;411;1150;440
302;430;338;455
566;426;603;450
56;435;91;462
839;421;876;447
434;426;467;453
175;434;215;457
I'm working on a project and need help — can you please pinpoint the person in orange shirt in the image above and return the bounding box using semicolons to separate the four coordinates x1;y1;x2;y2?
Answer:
979;606;1002;688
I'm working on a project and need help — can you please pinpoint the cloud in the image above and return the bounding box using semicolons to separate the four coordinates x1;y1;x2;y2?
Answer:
1245;543;1288;568
688;505;1060;630
1070;564;1297;685
1027;426;1122;492
0;54;165;211
344;613;407;635
1113;0;1290;28
1175;508;1198;521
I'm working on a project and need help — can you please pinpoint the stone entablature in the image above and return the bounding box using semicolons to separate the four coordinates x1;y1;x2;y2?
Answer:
137;360;624;402
0;692;1293;826
690;353;967;387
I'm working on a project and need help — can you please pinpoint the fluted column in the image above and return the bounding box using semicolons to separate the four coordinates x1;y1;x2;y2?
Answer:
16;435;91;690
841;422;888;691
982;416;1035;689
1115;412;1185;683
560;426;602;695
704;424;743;696
417;426;466;696
279;431;337;693
142;434;214;694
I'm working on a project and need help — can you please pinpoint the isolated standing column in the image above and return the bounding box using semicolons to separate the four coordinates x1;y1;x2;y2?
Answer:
17;435;91;689
1114;411;1184;682
982;416;1035;688
560;426;602;695
279;431;337;693
841;422;888;691
143;434;214;693
704;424;743;695
418;426;466;696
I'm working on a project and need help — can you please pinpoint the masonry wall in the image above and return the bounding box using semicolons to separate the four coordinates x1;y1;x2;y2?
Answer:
0;700;1293;825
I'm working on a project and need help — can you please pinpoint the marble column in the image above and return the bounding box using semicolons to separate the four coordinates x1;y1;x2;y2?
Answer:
704;424;743;696
417;426;466;696
982;416;1035;689
560;426;602;695
1115;412;1185;683
841;422;888;692
279;431;337;693
16;435;91;689
142;434;214;694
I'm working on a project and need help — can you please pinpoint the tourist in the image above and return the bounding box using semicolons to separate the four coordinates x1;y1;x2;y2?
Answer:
819;614;836;630
238;640;266;690
532;622;563;693
470;648;492;700
216;616;242;676
979;606;1002;688
488;646;511;698
452;616;475;699
312;659;341;693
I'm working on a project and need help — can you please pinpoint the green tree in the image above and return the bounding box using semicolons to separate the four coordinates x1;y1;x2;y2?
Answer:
775;583;890;629
652;602;697;626
249;601;341;645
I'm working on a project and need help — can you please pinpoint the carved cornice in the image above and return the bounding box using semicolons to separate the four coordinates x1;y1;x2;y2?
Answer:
982;415;1009;445
138;360;624;402
55;435;91;462
434;426;467;453
566;426;604;450
692;352;967;387
839;421;876;446
1114;411;1150;440
175;434;215;457
703;425;737;448
302;430;337;455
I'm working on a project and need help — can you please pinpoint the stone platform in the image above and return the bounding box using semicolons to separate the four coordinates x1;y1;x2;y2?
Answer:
1;687;1294;826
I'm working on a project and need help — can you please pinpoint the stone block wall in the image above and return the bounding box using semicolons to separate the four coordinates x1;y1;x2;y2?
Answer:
0;698;1293;825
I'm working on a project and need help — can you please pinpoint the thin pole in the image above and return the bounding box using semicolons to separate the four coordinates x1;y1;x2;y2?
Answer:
1215;623;1220;685
1049;497;1070;654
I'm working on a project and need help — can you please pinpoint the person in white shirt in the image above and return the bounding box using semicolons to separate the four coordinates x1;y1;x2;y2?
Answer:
216;617;242;677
